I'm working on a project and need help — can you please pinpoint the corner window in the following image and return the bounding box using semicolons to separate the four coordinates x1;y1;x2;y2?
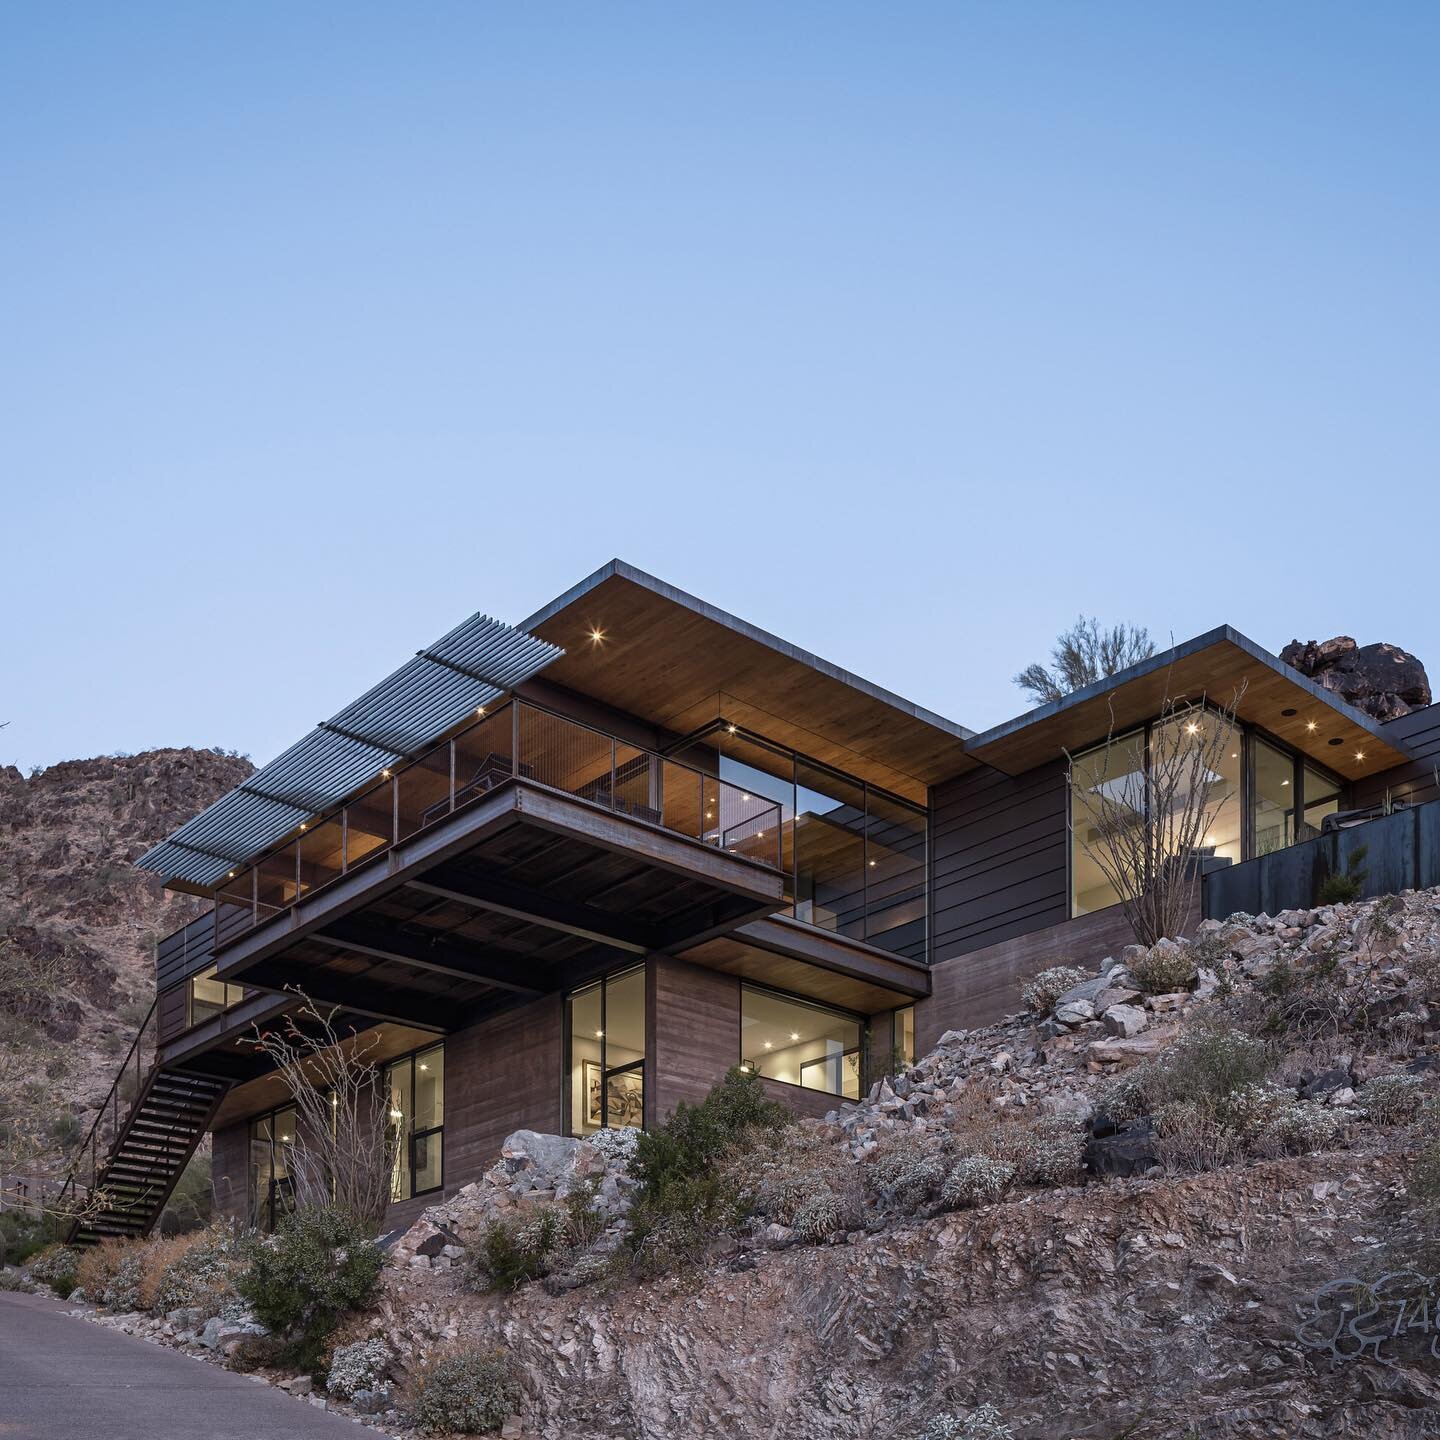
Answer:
384;1043;445;1200
248;1104;296;1232
740;984;862;1099
187;964;243;1027
566;966;646;1136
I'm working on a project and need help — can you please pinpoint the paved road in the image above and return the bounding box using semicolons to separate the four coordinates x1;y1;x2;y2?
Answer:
0;1291;389;1439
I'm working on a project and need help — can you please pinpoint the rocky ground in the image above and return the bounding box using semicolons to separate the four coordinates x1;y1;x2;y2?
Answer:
19;886;1440;1438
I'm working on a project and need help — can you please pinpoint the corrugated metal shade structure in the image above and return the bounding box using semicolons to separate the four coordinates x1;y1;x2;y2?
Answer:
137;614;564;890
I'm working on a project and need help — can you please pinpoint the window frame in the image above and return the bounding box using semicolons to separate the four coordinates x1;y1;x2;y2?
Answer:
384;1041;446;1201
248;1102;297;1233
564;964;648;1137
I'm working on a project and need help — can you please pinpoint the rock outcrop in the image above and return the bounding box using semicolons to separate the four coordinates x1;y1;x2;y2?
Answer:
0;748;251;1166
1279;636;1431;720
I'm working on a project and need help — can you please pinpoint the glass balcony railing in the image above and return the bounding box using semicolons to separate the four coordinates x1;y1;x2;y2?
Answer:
212;700;783;943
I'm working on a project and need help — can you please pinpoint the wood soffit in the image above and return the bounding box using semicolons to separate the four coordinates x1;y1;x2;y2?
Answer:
523;566;975;803
964;631;1414;778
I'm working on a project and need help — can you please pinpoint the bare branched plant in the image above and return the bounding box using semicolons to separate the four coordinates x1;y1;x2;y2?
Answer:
1015;616;1157;706
1068;685;1246;946
248;992;401;1234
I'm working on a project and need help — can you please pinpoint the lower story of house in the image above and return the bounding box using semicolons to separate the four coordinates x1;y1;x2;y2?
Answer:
207;952;923;1233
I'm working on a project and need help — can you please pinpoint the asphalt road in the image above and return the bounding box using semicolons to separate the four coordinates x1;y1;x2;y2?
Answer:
0;1290;388;1439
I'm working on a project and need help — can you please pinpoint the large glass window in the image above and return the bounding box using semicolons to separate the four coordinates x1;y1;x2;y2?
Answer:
187;964;243;1027
1070;729;1146;916
674;726;928;961
740;985;862;1099
384;1043;445;1200
1072;717;1345;916
566;966;646;1136
249;1104;296;1232
1252;737;1295;856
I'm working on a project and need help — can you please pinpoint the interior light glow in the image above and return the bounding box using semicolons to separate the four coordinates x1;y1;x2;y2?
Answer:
727;724;737;734
1281;780;1289;787
1355;751;1366;761
595;1029;604;1039
763;1040;773;1049
789;1031;800;1041
476;706;485;716
1306;720;1318;732
419;1063;428;1071
1185;722;1200;736
589;626;606;644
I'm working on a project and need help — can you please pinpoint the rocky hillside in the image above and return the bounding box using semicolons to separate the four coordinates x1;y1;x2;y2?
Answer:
367;889;1440;1439
0;749;251;1166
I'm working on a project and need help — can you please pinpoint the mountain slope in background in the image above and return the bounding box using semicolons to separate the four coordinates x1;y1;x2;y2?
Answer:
0;749;251;1157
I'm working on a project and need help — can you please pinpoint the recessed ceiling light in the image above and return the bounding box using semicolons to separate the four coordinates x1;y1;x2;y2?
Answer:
1328;738;1343;747
594;1029;604;1039
1281;779;1289;787
727;724;737;735
789;1031;800;1041
1281;707;1298;717
1305;720;1317;732
763;1040;773;1049
1355;751;1366;761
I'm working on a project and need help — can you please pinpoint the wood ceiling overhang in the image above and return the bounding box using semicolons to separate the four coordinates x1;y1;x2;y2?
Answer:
964;627;1415;779
521;561;976;804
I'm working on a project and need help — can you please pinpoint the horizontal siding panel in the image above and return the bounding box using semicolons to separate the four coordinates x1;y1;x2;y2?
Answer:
930;760;1069;961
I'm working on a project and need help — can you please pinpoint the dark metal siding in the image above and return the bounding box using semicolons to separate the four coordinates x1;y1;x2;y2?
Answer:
1355;705;1440;809
928;759;1069;961
1206;796;1440;918
154;911;217;991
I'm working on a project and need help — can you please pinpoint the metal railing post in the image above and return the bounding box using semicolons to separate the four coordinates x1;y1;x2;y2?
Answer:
512;701;520;777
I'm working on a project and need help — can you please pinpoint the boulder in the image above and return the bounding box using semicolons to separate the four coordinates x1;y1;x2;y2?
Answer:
1279;636;1431;720
1102;1003;1148;1038
1084;1117;1159;1179
1055;999;1096;1028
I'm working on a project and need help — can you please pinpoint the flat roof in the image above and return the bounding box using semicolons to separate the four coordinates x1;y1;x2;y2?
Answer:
965;625;1415;777
521;560;977;801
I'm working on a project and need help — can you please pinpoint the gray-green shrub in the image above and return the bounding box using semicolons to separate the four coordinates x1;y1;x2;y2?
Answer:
410;1344;521;1435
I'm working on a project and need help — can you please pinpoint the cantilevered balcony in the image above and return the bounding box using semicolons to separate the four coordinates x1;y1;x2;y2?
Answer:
207;701;786;1027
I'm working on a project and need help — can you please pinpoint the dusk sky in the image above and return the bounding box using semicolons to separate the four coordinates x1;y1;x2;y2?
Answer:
3;4;1436;774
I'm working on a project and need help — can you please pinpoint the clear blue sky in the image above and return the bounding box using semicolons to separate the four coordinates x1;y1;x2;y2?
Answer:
3;3;1436;774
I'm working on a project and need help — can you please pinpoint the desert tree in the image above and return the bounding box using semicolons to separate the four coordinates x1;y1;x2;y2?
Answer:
248;993;402;1233
1015;616;1157;706
1067;685;1246;946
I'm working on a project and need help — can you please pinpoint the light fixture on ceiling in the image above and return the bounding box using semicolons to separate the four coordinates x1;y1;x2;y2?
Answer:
1281;707;1298;718
589;625;606;645
299;822;307;832
419;1063;428;1072
381;768;392;779
763;1040;773;1049
476;705;486;717
1185;722;1200;736
869;859;877;868
595;1029;604;1039
789;1031;800;1041
727;723;737;735
1281;779;1289;787
1355;751;1366;762
1306;720;1318;733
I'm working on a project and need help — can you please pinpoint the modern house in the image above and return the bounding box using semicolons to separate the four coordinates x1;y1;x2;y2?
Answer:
63;560;1440;1243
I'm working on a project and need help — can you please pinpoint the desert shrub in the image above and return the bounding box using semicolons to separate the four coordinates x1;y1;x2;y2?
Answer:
584;1126;640;1167
1362;1073;1426;1125
409;1344;521;1436
863;1130;956;1212
563;1180;607;1249
0;1268;35;1292
226;1333;287;1373
742;1126;853;1225
940;1155;1015;1210
1094;1068;1151;1127
0;1208;48;1268
626;1067;789;1272
1020;966;1085;1014
792;1190;853;1243
1258;1098;1341;1156
1152;1025;1271;1109
158;1154;213;1236
1250;946;1350;1039
466;1209;564;1293
1317;846;1368;906
27;1243;81;1296
235;1206;383;1371
918;1405;1015;1440
138;1223;235;1316
77;1238;146;1310
327;1337;392;1401
1128;942;1195;996
1154;1100;1244;1172
995;1116;1085;1187
48;1110;83;1146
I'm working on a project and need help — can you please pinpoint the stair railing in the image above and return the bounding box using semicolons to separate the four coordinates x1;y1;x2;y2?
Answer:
53;996;158;1236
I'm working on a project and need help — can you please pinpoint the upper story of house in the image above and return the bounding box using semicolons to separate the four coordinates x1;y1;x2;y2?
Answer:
138;560;1440;1065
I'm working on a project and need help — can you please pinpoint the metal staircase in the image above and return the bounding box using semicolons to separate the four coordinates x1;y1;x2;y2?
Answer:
56;999;231;1246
